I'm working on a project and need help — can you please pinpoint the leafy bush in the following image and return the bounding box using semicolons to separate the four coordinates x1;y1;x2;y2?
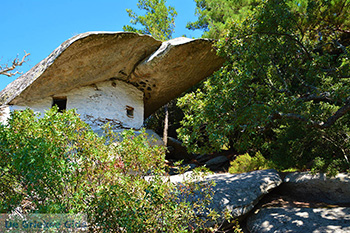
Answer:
0;107;220;232
229;152;271;174
0;107;106;213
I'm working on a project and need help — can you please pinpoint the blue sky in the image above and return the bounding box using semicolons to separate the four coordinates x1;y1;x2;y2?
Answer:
0;0;203;91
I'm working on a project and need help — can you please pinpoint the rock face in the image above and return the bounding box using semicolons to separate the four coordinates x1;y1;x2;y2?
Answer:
0;32;158;108
282;172;350;204
204;155;229;171
246;171;350;233
170;169;282;219
0;32;224;118
169;170;350;231
130;37;224;116
206;169;282;218
247;207;350;233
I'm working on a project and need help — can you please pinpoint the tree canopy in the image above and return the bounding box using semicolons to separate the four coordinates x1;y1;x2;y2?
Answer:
178;0;350;174
123;0;177;41
187;0;259;39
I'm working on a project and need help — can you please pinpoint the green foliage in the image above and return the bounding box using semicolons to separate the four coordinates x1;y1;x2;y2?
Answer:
229;152;271;174
123;0;177;41
0;107;109;213
187;0;260;39
90;166;217;232
0;108;222;232
179;0;350;175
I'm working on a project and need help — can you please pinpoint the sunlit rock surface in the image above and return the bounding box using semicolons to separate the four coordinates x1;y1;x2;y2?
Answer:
170;169;282;219
247;207;350;233
283;172;350;204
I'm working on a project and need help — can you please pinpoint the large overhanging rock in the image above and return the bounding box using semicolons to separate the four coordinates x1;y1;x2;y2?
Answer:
0;32;160;107
0;32;224;117
130;37;224;116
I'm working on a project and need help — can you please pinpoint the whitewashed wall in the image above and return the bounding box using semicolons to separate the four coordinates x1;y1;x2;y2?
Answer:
65;80;144;130
0;98;52;123
0;80;144;130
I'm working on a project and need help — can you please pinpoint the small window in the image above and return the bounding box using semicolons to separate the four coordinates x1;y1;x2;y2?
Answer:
126;105;134;118
52;97;67;112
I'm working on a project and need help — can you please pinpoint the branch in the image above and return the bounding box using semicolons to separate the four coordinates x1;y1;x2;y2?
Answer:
252;31;312;60
319;102;350;128
336;28;350;33
300;92;341;105
271;101;350;129
270;58;291;94
290;66;319;92
270;112;311;123
0;52;30;77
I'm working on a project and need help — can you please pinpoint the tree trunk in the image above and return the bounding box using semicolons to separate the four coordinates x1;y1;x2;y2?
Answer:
163;104;169;146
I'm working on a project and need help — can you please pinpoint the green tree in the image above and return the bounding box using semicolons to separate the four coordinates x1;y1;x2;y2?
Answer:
187;0;259;39
178;0;350;174
123;0;177;41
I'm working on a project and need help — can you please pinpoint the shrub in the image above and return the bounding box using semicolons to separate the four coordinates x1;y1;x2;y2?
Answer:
0;107;219;232
228;152;271;174
0;107;122;213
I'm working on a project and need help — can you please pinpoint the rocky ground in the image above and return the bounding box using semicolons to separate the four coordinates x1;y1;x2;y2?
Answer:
166;159;350;233
165;141;350;233
242;185;350;233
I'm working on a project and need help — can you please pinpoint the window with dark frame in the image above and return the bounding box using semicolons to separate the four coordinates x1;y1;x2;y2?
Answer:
126;105;134;118
52;97;67;112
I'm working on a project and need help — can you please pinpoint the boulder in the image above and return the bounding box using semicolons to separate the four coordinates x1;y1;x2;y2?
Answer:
167;163;197;175
282;172;350;204
205;155;229;171
143;129;164;146
170;169;282;219
166;137;193;161
196;154;212;163
247;207;350;233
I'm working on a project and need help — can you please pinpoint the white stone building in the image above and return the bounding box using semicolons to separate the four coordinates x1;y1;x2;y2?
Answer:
1;80;144;131
0;32;223;131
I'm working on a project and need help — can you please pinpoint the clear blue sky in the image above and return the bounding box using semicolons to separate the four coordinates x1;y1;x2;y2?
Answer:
0;0;203;91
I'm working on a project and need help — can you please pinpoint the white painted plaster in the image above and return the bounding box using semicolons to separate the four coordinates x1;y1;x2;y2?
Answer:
10;97;53;114
0;105;11;124
63;80;143;130
1;80;144;130
0;98;52;125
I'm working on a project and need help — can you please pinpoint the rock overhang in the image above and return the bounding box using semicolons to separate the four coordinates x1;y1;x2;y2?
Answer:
0;31;224;117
